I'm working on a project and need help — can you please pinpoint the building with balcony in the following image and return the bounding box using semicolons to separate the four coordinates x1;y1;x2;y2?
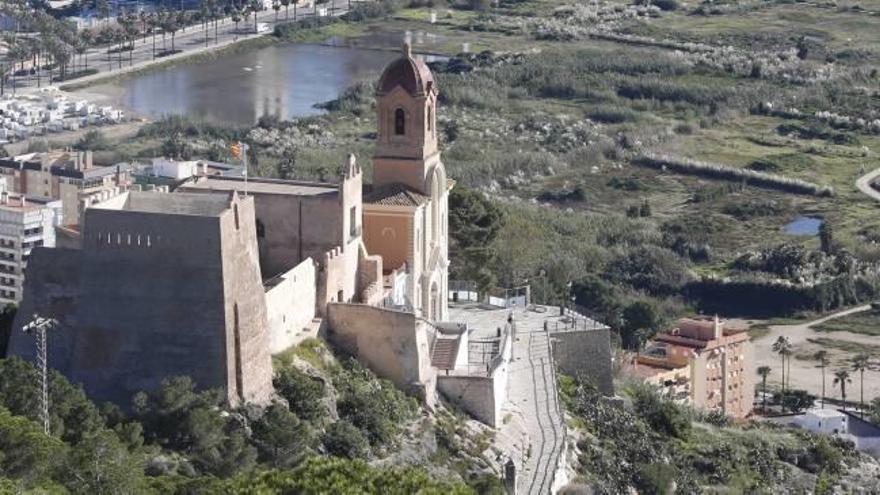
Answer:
628;317;753;419
0;183;62;306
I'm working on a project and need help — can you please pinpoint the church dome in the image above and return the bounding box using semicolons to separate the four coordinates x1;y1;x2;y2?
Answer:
376;43;435;97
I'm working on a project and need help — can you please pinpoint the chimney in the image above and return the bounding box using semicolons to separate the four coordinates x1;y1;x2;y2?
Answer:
1;191;8;205
84;150;93;170
73;152;82;171
201;162;209;175
20;195;26;208
714;315;722;340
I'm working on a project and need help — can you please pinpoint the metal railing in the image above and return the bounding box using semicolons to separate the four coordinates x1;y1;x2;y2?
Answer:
546;306;609;333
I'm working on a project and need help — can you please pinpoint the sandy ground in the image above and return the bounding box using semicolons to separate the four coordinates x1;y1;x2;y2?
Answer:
752;305;880;404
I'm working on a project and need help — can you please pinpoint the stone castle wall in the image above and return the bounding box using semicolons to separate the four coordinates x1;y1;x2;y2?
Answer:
326;303;436;406
9;195;274;408
551;328;614;395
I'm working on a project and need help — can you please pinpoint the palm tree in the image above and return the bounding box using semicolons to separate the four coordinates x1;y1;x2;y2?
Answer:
814;350;829;409
250;0;262;33
772;336;792;412
852;354;870;418
147;13;158;59
139;11;149;42
281;0;290;20
757;366;771;412
272;0;280;21
833;369;852;411
232;8;242;39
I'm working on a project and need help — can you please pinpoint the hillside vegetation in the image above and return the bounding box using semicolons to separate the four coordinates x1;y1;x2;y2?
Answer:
94;0;880;346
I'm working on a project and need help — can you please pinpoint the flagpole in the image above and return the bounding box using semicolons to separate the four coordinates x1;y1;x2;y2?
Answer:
242;142;249;197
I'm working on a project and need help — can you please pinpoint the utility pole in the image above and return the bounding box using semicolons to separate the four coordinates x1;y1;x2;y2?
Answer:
22;315;57;435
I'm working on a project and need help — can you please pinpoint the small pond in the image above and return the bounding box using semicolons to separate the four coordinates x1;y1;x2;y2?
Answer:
785;216;823;236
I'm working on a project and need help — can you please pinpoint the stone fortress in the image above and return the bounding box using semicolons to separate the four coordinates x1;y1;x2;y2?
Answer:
8;43;525;419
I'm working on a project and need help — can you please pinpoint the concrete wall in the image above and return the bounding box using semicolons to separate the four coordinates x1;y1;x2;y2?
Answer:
326;303;436;406
437;326;511;427
265;258;317;353
437;375;498;426
551;328;614;395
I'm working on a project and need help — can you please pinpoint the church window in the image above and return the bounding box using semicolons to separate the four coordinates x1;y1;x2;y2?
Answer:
395;108;406;135
234;204;240;230
427;106;433;133
349;206;358;236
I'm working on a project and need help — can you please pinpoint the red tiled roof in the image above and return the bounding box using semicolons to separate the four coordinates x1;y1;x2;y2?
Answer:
377;46;435;97
364;183;428;207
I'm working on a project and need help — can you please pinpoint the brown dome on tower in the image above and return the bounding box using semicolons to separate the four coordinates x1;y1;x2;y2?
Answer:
376;43;435;97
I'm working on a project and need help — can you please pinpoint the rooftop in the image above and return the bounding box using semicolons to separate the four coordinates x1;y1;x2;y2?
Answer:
94;191;233;217
181;176;337;197
806;408;848;419
364;182;429;207
376;43;435;97
0;193;60;212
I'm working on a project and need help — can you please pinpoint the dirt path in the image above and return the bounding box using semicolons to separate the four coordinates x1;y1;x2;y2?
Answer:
753;305;880;403
856;167;880;202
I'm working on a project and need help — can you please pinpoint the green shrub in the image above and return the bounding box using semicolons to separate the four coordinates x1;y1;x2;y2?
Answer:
634;154;834;197
274;367;327;422
587;105;639;124
333;359;418;448
629;384;692;439
322;420;370;459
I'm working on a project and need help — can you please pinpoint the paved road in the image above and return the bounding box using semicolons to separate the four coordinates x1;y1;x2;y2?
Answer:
8;0;356;91
855;167;880;202
752;305;880;403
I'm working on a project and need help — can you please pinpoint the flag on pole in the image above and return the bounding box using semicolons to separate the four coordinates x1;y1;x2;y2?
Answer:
230;141;249;196
230;142;243;159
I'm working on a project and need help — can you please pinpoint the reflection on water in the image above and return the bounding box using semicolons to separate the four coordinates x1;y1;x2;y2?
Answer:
91;44;401;126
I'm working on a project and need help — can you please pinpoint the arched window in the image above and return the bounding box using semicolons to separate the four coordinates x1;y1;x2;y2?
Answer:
394;108;406;135
233;204;240;230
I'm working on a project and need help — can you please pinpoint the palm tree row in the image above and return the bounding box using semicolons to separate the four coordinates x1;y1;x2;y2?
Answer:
772;336;792;412
0;2;82;91
1;0;278;92
761;342;874;418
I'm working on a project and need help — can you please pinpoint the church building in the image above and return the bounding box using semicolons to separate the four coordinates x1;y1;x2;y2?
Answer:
364;42;450;322
10;43;498;419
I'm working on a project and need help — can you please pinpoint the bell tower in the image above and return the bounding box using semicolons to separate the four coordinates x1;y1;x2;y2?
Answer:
373;43;440;195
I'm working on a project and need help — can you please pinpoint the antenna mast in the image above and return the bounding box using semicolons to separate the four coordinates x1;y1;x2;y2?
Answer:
22;315;57;435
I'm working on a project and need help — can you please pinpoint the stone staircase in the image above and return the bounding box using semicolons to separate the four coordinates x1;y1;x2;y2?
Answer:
431;337;460;370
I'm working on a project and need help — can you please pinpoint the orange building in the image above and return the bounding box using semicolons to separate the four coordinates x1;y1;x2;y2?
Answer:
630;317;753;419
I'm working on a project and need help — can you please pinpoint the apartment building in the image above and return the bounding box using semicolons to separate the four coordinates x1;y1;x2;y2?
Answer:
0;185;62;305
0;150;131;226
629;317;753;419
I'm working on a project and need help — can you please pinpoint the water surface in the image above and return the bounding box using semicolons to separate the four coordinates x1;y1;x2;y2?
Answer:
785;216;822;236
88;44;401;126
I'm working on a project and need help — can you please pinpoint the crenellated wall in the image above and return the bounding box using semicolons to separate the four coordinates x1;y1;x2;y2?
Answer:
8;192;274;408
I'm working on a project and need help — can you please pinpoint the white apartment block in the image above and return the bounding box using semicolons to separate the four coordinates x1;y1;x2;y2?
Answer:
0;184;62;306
